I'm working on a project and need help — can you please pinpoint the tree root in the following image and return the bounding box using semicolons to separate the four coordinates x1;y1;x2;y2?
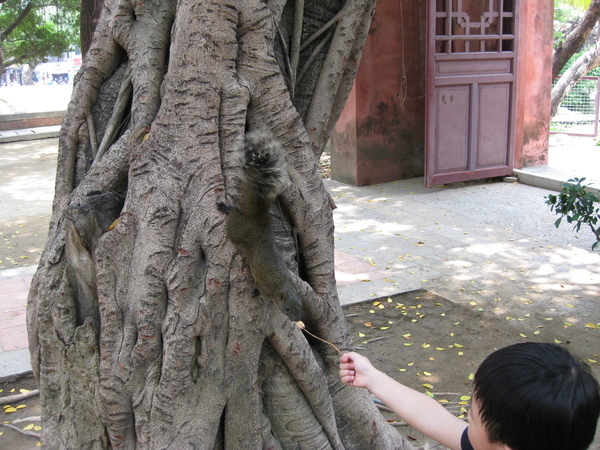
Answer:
0;389;39;406
1;422;41;439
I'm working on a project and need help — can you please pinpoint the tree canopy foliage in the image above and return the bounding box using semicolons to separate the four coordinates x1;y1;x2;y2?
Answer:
0;0;80;73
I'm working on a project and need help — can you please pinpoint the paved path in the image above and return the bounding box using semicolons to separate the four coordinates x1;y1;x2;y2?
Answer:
0;135;599;377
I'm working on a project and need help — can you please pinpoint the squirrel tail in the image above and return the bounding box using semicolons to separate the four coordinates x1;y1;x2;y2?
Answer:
239;130;285;216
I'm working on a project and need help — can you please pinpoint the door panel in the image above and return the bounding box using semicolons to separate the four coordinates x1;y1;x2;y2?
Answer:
425;0;518;187
477;83;510;166
435;86;469;172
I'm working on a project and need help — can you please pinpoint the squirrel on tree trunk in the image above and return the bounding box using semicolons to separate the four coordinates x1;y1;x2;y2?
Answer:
218;131;303;321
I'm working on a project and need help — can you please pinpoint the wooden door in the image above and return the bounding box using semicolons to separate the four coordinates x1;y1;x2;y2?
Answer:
425;0;519;187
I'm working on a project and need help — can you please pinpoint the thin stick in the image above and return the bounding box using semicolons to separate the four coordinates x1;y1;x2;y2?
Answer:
11;416;41;424
1;422;40;438
296;321;342;355
0;389;39;406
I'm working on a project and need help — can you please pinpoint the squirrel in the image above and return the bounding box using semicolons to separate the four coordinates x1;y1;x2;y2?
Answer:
218;131;303;321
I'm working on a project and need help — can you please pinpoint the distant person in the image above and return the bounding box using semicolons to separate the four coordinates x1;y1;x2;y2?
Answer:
340;342;600;450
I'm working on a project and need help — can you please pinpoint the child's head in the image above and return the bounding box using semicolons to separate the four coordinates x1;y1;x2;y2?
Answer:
471;342;600;450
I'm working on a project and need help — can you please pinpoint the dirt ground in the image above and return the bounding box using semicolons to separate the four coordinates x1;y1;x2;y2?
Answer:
344;290;600;449
0;215;50;271
1;288;598;449
0;371;41;448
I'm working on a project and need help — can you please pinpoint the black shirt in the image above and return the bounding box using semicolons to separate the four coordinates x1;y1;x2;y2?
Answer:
461;427;475;450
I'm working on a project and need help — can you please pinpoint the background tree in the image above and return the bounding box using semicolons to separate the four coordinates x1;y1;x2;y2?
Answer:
27;0;415;448
551;0;600;116
0;0;79;77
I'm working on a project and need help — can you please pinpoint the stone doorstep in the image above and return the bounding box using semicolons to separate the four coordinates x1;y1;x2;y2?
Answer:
0;126;60;143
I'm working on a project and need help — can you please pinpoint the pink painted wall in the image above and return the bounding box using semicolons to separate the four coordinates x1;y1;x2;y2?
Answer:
515;0;554;168
332;0;553;185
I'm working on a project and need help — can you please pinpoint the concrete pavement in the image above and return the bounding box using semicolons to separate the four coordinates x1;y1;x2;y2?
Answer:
0;135;599;377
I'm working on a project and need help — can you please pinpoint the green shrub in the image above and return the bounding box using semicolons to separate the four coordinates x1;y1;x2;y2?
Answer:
546;177;600;250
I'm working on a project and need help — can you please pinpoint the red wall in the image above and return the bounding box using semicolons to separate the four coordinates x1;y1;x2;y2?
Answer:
331;0;426;186
515;0;554;168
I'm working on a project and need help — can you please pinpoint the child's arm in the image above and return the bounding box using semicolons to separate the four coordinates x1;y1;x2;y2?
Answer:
339;352;467;450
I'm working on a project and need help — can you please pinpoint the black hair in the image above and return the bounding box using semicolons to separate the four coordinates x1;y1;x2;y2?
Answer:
473;342;600;450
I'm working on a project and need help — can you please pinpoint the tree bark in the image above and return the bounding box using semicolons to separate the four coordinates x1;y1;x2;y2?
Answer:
27;0;415;448
551;40;600;117
80;0;104;58
553;0;600;81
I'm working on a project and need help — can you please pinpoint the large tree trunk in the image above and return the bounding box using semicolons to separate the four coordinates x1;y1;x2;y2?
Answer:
553;0;600;81
26;0;414;448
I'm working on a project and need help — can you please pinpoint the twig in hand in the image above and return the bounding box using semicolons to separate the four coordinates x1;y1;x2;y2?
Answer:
296;321;342;355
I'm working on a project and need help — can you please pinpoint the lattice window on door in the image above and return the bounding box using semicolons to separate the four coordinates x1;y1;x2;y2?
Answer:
435;0;515;54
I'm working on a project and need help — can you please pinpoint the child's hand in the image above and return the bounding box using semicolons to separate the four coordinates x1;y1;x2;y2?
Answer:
339;352;376;389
